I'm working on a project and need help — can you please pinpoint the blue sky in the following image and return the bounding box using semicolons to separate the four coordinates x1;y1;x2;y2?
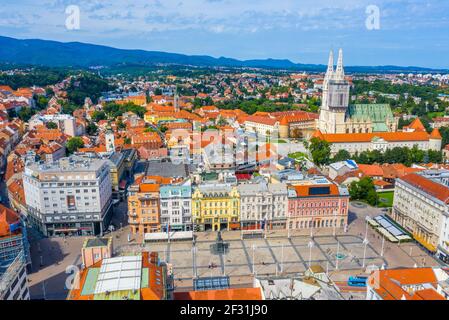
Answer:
1;0;449;68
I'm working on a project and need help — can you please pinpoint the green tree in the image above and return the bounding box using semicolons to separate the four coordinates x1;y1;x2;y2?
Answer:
66;137;84;154
34;95;49;110
407;145;425;165
46;121;58;129
117;119;127;130
92;111;107;122
427;150;443;163
349;177;378;206
66;73;113;105
17;107;35;121
332;149;351;162
308;137;331;166
86;122;98;136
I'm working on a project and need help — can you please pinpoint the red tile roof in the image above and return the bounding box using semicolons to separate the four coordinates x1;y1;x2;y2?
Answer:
174;287;262;300
400;173;449;204
313;130;431;143
368;268;444;300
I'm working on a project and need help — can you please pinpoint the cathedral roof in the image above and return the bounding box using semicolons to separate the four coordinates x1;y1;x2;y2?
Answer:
347;104;394;132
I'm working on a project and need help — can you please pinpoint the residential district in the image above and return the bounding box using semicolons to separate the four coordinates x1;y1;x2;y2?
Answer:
2;49;449;300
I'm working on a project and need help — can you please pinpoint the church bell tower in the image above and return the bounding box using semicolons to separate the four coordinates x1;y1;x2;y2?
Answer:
318;49;350;134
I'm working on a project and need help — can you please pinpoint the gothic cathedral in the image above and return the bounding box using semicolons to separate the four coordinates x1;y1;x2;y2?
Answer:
318;49;397;134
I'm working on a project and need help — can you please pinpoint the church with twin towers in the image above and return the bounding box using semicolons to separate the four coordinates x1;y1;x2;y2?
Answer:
318;48;398;134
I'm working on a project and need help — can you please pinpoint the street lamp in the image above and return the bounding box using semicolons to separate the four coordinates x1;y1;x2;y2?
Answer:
280;244;284;273
333;210;337;237
192;246;198;278
364;216;369;241
308;240;314;268
362;238;369;268
336;240;340;270
310;219;314;239
380;235;385;257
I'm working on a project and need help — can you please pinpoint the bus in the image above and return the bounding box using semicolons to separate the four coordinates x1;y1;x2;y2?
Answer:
347;276;368;287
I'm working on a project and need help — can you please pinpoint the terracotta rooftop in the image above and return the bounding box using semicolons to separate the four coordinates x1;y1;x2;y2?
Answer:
369;268;445;300
173;287;262;300
400;173;449;204
312;130;433;143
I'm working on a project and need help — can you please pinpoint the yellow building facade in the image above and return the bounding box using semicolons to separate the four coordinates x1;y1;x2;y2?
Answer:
191;184;240;232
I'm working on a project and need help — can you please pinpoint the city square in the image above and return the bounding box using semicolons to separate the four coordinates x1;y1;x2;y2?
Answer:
26;203;441;299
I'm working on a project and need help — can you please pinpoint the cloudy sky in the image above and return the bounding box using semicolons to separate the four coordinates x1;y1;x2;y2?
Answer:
1;0;449;68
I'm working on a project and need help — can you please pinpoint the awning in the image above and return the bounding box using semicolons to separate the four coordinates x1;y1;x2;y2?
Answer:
54;228;79;233
413;233;437;252
229;222;241;229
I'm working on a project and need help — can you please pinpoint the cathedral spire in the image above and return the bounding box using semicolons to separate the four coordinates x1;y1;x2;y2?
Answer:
325;50;334;79
335;48;345;79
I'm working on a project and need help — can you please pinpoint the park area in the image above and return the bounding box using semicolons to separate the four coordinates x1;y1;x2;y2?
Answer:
377;191;394;208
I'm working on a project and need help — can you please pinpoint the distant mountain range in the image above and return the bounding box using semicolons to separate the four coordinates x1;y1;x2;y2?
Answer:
0;35;447;73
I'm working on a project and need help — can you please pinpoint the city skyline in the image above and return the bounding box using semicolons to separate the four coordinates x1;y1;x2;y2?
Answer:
1;0;449;68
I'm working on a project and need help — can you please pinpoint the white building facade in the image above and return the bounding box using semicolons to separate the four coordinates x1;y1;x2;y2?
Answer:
238;182;288;230
159;179;192;231
23;156;113;237
392;171;449;263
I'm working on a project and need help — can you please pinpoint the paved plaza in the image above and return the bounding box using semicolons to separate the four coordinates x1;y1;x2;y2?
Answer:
27;202;444;299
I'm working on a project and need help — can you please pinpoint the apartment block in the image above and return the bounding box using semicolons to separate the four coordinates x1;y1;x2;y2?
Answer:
23;156;113;237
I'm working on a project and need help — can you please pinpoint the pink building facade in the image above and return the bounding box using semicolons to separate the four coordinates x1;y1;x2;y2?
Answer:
287;180;349;231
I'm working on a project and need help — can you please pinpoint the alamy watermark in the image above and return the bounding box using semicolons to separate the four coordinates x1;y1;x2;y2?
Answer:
65;5;81;30
365;5;380;30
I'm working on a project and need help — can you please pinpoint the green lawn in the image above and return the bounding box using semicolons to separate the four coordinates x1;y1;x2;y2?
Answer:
428;111;445;119
288;152;307;160
377;191;394;208
272;139;287;144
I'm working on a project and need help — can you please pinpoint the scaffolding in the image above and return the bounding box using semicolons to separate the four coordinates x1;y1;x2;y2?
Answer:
0;251;25;299
0;222;30;267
